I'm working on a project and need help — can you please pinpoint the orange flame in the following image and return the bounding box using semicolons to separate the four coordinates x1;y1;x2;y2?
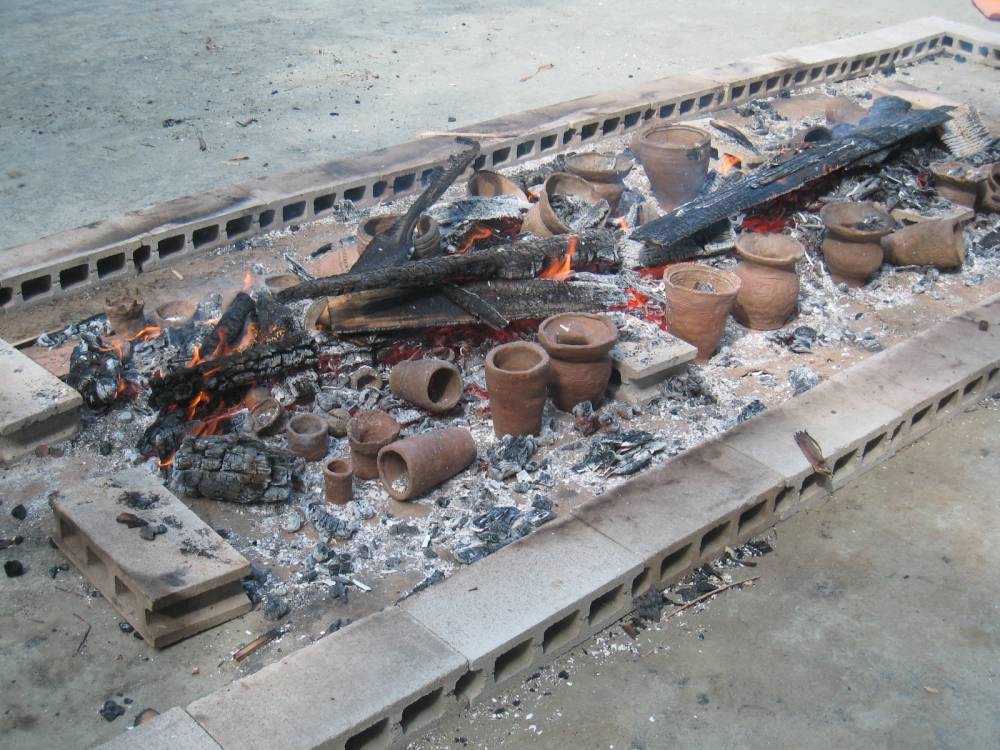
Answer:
242;273;253;291
538;236;577;281
188;344;205;368
613;217;631;231
720;154;742;175
127;325;163;342
455;225;493;254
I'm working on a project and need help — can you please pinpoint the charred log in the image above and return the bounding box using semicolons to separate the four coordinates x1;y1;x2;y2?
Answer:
200;291;256;356
66;333;127;411
171;433;303;503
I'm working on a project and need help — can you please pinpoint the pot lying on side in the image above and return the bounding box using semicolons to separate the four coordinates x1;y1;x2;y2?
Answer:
522;173;609;237
564;153;634;214
881;217;966;269
357;214;440;258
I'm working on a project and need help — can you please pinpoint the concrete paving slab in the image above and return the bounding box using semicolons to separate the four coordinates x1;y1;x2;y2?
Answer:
95;708;222;750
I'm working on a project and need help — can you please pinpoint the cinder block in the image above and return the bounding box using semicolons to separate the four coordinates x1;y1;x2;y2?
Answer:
572;441;784;591
400;517;643;698
95;707;222;750
0;337;81;463
187;608;467;750
50;468;251;648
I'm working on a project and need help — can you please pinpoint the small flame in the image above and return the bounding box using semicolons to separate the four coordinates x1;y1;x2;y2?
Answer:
188;344;205;368
242;273;253;291
720;154;742;175
613;217;631;231
455;225;493;254
538;236;577;281
127;325;163;342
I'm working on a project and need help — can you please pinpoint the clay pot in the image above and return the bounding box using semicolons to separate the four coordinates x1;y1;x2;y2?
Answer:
347;410;401;479
303;299;332;331
824;96;868;126
484;342;551;436
979;163;1000;213
467;170;529;202
264;274;301;294
389;359;463;413
105;293;146;337
881;218;965;269
732;233;805;331
564;153;634;214
819;202;893;287
377;427;477;501
538;313;618;411
632;124;711;211
357;214;439;257
662;264;741;364
930;160;987;209
522;173;609;237
286;413;328;461
152;300;197;328
322;458;354;505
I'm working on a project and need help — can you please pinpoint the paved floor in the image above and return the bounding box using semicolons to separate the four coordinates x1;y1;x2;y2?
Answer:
0;2;993;247
413;400;1000;749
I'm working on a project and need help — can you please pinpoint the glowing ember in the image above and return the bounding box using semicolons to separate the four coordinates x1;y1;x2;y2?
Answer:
538;236;577;281
720;154;742;175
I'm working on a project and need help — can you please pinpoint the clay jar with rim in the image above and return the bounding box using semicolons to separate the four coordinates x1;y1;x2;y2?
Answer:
357;214;440;258
632;124;711;211
388;358;463;413
732;233;805;331
484;342;551;437
263;274;300;294
347;410;401;479
377;427;477;501
152;300;197;328
285;413;328;461
538;313;618;411
522;173;609;237
819;202;892;287
564;153;634;214
663;263;741;364
322;458;354;505
467;170;529;202
930;160;987;209
881;217;965;269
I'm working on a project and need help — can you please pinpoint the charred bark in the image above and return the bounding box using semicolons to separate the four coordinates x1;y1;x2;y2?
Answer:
200;291;256;356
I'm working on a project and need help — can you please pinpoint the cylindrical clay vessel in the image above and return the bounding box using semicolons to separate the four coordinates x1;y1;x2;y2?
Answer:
522;173;608;237
732;233;805;331
819;202;893;287
347;410;401;479
564;153;634;214
633;124;711;211
538;313;618;411
881;218;965;269
285;413;329;461
322;458;354;505
388;359;463;413
377;427;477;501
484;342;550;437
663;264;741;364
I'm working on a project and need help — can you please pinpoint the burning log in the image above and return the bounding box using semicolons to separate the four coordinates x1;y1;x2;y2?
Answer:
171;433;304;504
200;291;256;358
275;230;619;304
632;106;951;266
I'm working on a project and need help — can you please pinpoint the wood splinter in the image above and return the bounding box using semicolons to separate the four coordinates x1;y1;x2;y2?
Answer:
794;429;832;476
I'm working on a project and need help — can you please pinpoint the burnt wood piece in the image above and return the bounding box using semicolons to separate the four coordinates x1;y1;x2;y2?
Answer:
171;433;304;503
351;139;481;273
276;230;619;303
329;279;628;333
148;334;318;409
200;291;256;356
440;284;510;329
632;108;950;266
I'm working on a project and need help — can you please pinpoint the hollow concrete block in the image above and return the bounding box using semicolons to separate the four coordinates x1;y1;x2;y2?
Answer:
95;707;222;750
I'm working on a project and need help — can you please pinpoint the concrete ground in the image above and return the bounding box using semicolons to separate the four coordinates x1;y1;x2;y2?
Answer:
0;2;994;248
414;400;1000;750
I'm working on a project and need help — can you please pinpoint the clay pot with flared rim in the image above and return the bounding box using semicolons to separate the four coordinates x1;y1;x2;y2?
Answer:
286;413;328;461
732;233;804;331
929;160;987;209
389;359;463;413
632;124;711;212
105;294;146;337
322;458;354;505
467;170;529;202
357;214;439;257
819;202;893;287
564;154;634;214
881;218;965;269
522;173;609;237
662;264;741;364
264;274;301;294
347;410;401;479
377;427;477;501
538;313;618;411
979;163;1000;213
152;300;197;328
484;342;551;436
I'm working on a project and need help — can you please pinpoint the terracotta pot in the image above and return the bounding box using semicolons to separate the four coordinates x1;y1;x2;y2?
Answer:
522;173;609;237
357;214;439;257
930;160;987;209
732;233;804;331
484;342;550;436
322;458;354;505
824;96;867;126
819;202;893;287
538;313;618;411
979;163;1000;213
286;413;328;461
662;264;741;364
564;153;634;214
263;274;300;294
632;124;710;211
377;427;476;501
152;300;197;328
347;410;401;479
105;293;146;337
389;358;463;413
881;218;965;269
467;170;529;202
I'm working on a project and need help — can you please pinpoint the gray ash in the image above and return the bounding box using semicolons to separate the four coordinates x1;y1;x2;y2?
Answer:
548;194;610;232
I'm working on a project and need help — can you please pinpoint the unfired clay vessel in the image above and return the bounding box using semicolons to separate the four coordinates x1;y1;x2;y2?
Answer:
263;274;301;294
347;410;401;479
152;300;197;328
522;173;608;237
632;124;711;211
322;458;354;505
357;214;440;257
484;341;550;436
564;153;634;214
467;170;529;202
732;233;805;331
663;264;741;364
819;202;893;287
377;427;477;501
286;413;328;461
881;218;965;269
979;163;1000;213
538;313;618;411
389;358;463;413
105;293;146;337
930;160;987;209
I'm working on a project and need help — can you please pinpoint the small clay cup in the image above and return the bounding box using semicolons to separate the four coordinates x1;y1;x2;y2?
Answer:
347;410;401;479
484;342;550;437
930;160;987;209
264;274;301;294
663;264;741;364
979;163;1000;213
467;170;529;202
389;359;463;413
357;214;439;256
538;313;618;411
522;173;609;237
377;427;477;501
632;124;711;211
881;218;965;269
152;300;197;328
819;202;893;287
733;233;805;331
286;413;328;461
564;153;634;214
322;458;354;505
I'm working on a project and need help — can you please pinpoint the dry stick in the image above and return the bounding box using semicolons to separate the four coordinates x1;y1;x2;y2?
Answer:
73;613;92;656
661;576;760;621
233;627;282;661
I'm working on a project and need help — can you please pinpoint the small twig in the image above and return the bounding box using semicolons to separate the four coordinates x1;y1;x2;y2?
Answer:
662;576;760;621
72;613;92;656
233;627;282;661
